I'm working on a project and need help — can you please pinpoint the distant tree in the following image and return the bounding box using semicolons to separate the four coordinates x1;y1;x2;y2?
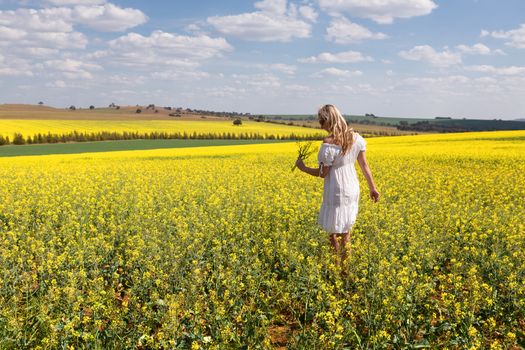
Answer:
13;133;25;145
69;105;76;111
38;101;44;105
116;106;121;110
89;105;95;110
233;118;242;126
109;102;116;108
136;108;142;114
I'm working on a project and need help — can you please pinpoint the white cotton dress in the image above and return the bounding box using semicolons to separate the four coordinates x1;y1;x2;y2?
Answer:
317;133;367;233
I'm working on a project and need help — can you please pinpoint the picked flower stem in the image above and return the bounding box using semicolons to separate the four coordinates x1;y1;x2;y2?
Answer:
292;141;317;172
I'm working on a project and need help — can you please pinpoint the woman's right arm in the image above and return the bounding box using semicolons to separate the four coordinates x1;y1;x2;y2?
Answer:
357;151;380;202
295;158;331;178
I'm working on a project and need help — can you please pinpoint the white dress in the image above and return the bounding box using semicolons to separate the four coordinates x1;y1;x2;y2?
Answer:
317;133;367;233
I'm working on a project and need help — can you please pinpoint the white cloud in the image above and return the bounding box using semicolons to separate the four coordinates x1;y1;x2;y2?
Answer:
0;54;34;76
241;62;297;75
268;63;297;75
393;75;472;97
71;3;147;32
232;73;281;88
399;45;462;67
0;4;146;34
106;74;146;86
31;31;88;49
46;0;106;5
284;84;311;92
206;86;247;98
0;25;26;40
45;79;67;87
107;31;233;64
326;17;387;44
465;65;525;76
327;83;377;95
456;43;504;55
0;3;146;56
481;24;525;49
185;23;204;34
0;8;73;33
44;58;102;79
0;67;33;77
299;50;373;63
402;75;470;85
298;5;318;22
152;70;211;81
317;0;437;24
254;0;287;14
207;0;312;42
313;67;363;78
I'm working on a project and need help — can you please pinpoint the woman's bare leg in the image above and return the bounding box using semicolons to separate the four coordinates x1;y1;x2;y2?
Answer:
329;233;340;255
329;233;349;273
340;232;350;263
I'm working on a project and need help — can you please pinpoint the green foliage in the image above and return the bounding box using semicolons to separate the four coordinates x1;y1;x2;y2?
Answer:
12;133;25;145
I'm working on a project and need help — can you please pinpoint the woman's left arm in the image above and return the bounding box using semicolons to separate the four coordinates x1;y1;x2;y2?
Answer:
295;158;331;178
357;151;380;202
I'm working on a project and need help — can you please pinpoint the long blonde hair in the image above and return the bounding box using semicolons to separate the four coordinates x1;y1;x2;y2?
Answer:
318;104;355;154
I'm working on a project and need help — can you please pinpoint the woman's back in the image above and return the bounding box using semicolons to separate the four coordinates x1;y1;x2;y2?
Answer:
317;133;367;232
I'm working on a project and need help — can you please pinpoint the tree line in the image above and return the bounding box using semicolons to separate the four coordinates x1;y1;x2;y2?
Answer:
0;130;324;146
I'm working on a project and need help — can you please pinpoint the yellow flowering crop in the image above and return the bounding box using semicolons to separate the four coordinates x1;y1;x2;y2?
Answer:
0;119;323;140
0;130;523;348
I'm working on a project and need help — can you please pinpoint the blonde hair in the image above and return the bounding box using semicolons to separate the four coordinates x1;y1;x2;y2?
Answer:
318;104;355;155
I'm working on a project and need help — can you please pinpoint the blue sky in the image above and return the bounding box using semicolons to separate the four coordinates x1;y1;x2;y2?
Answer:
0;0;524;119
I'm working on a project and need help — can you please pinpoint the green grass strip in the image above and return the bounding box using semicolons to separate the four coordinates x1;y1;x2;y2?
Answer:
0;139;290;157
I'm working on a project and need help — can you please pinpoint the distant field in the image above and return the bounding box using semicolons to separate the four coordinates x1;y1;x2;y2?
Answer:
267;114;525;131
0;119;324;140
266;114;430;124
0;104;215;120
297;120;422;136
431;118;525;130
0;139;288;157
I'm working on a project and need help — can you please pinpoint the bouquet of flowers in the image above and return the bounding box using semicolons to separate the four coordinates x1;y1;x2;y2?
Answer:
291;141;317;172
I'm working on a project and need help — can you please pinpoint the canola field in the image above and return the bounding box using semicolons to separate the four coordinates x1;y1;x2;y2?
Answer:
0;131;524;349
0;119;323;140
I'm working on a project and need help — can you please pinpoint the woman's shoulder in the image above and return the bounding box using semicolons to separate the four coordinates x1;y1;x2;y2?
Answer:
353;132;365;142
323;135;335;144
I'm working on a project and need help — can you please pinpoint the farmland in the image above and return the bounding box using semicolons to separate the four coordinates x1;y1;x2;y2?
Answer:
0;139;289;158
0;105;419;140
266;113;525;132
0;119;324;140
0;131;523;348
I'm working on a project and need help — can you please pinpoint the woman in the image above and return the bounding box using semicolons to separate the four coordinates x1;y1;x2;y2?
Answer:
295;104;380;265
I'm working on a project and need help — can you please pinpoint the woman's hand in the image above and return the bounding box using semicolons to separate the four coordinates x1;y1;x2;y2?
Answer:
295;158;305;171
370;188;380;202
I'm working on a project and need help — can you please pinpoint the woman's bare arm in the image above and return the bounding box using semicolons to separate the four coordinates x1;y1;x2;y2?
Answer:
295;158;331;178
357;151;380;202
